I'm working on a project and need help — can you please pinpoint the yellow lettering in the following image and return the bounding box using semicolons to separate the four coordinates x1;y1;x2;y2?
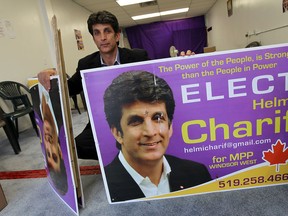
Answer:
233;121;252;138
182;120;207;144
181;110;288;143
209;118;229;141
256;118;273;135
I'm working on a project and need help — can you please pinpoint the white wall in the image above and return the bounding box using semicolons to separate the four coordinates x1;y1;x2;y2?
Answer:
205;0;288;50
0;0;94;137
0;0;52;84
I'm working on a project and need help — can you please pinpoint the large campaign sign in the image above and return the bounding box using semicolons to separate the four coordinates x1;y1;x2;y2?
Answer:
81;44;288;203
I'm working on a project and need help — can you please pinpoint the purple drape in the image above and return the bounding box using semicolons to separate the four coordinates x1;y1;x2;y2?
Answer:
125;16;207;59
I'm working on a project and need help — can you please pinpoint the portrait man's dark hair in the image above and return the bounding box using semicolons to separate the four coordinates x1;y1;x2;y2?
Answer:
87;10;120;35
49;158;68;195
104;70;175;149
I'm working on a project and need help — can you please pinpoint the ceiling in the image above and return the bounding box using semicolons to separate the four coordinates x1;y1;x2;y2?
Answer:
72;0;217;28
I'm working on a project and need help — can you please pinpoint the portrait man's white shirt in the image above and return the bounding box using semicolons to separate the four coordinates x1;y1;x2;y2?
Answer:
118;151;171;197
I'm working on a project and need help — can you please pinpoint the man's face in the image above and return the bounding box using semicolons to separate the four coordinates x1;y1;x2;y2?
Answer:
92;23;120;55
43;120;61;172
112;101;173;167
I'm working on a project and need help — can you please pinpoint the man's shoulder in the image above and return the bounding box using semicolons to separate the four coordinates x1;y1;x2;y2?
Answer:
79;51;100;62
165;154;207;169
119;47;149;63
166;155;212;189
120;47;146;54
104;155;122;173
77;51;101;70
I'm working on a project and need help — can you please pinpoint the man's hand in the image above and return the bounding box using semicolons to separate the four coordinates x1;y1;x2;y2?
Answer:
180;50;195;56
37;68;56;91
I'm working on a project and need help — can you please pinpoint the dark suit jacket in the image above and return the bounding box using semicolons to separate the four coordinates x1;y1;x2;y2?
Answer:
68;47;149;96
104;154;212;202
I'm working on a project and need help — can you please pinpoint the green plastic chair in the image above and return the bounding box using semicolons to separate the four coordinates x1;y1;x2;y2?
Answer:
0;81;38;138
0;106;21;154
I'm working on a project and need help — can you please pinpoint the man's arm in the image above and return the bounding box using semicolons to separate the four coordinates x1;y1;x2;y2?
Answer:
67;67;82;96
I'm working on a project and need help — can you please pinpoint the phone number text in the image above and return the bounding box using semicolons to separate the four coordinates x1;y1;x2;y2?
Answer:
218;173;288;188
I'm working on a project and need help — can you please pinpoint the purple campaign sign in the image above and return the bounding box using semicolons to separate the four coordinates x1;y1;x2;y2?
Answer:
30;78;79;215
82;44;288;199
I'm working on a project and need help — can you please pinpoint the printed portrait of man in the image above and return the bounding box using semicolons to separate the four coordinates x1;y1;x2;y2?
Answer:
102;70;212;202
40;87;68;195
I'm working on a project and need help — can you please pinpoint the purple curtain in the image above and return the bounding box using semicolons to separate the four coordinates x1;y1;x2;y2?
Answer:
125;16;207;59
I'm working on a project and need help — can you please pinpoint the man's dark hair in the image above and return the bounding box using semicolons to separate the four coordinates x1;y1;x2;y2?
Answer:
104;70;175;136
87;10;120;35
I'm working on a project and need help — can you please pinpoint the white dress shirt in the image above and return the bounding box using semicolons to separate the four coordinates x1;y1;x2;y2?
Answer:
100;48;120;66
118;151;171;198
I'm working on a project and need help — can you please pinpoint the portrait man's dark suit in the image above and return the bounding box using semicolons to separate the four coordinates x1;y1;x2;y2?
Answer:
104;154;212;202
67;47;149;159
